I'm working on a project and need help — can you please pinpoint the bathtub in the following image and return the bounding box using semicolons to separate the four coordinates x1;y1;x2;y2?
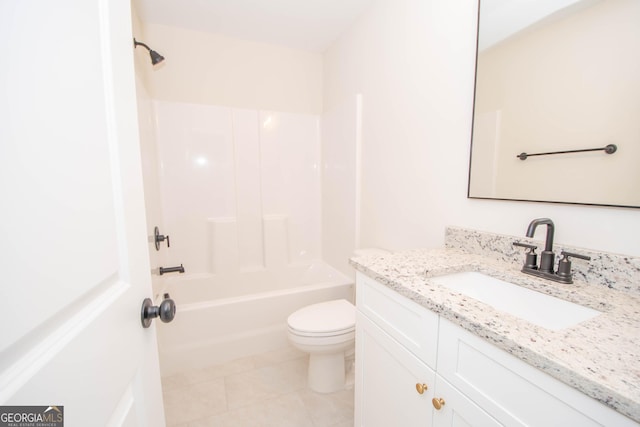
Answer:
155;260;354;376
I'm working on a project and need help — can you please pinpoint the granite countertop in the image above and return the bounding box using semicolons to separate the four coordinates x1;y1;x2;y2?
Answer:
350;248;640;423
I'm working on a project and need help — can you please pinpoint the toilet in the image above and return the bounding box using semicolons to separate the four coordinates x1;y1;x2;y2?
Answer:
287;299;356;393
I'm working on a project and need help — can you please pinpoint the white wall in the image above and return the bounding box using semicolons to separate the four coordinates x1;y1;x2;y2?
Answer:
131;3;153;96
321;94;361;277
141;23;323;114
132;4;166;284
324;0;640;256
135;77;166;275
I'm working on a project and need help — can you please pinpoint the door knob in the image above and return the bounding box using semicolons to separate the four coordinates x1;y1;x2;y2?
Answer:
141;293;176;328
415;383;428;394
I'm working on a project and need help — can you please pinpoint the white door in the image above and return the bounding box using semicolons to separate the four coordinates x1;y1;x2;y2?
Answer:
0;0;165;426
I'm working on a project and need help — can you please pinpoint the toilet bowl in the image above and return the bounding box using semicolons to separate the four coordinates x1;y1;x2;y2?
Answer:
287;299;355;393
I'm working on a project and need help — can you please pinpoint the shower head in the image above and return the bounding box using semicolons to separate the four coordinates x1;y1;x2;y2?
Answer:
133;38;165;66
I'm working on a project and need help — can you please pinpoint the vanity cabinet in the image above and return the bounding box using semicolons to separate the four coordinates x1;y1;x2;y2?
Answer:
355;272;639;427
355;273;498;426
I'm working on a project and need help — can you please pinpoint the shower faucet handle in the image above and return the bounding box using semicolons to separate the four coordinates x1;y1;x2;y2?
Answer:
154;226;170;250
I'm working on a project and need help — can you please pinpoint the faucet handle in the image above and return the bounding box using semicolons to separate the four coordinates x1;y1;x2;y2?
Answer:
513;242;537;251
556;251;591;283
560;251;591;261
513;242;538;269
154;226;170;251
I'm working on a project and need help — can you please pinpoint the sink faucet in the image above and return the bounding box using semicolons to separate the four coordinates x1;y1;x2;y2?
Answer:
526;218;555;273
514;218;591;284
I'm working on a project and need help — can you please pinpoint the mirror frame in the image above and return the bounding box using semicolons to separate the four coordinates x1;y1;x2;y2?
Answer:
467;0;639;210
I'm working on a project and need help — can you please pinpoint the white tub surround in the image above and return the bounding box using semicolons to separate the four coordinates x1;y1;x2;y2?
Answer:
154;101;321;276
350;227;640;423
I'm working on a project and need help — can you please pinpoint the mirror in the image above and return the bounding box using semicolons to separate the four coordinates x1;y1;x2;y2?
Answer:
468;0;640;208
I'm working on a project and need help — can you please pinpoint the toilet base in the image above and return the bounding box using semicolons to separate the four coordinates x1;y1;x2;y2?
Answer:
308;352;346;393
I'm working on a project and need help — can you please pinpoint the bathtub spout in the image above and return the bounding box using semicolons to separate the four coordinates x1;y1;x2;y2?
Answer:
159;264;185;275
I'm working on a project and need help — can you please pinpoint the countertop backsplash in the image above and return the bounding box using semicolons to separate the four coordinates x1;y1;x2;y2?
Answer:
445;227;640;296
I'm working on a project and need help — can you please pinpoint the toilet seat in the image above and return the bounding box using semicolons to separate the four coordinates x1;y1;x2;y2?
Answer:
287;299;355;337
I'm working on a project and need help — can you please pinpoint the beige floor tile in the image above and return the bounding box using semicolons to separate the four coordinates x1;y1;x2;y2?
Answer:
298;388;354;427
183;356;256;385
216;393;314;427
186;415;225;427
224;358;308;410
163;378;227;426
161;350;354;427
251;346;306;368
161;373;192;391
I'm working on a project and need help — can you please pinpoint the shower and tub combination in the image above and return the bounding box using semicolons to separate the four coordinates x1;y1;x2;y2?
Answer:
157;260;353;376
142;100;356;383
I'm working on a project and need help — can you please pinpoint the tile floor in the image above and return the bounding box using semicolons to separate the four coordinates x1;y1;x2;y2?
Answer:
161;347;355;427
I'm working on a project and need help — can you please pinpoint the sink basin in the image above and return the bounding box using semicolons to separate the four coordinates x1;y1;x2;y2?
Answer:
430;271;600;330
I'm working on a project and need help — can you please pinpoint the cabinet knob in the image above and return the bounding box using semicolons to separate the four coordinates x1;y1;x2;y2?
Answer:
415;383;428;394
432;397;446;410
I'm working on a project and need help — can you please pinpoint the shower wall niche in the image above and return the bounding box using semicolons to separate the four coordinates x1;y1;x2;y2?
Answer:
154;101;321;275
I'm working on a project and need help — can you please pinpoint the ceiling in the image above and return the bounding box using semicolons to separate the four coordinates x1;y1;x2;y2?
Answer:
133;0;375;53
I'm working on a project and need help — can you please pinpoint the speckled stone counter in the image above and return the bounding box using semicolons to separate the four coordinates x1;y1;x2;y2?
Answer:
350;227;640;423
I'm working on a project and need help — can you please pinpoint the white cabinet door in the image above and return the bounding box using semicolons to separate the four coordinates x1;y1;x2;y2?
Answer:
355;313;436;427
0;0;165;425
431;375;502;427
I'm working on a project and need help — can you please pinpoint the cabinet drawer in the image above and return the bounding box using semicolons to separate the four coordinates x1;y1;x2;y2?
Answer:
356;272;439;368
438;318;638;427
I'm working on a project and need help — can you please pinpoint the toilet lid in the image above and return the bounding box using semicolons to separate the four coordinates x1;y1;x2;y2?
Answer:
287;299;355;334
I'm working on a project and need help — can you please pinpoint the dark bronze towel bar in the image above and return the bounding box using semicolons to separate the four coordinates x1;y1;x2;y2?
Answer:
517;144;617;160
